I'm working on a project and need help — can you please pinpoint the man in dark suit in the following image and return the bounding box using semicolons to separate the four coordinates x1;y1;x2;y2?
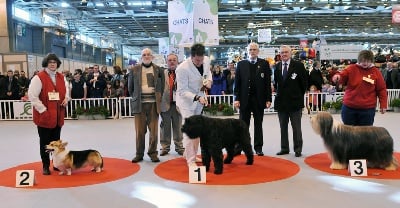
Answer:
86;65;106;98
0;70;20;119
274;45;308;157
234;42;272;156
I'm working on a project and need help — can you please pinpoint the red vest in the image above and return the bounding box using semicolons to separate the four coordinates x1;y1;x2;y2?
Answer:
33;71;66;128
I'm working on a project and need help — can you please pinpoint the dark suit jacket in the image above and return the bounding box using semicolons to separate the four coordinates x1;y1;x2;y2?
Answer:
0;76;20;100
308;69;323;91
86;72;106;98
234;58;272;110
274;60;308;112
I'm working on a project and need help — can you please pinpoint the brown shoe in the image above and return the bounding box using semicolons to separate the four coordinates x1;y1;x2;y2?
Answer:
150;155;160;162
160;150;169;156
131;156;143;163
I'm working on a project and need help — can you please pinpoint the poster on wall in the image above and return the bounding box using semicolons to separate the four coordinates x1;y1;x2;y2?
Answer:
319;45;363;60
27;55;35;77
168;0;194;47
168;0;218;47
259;47;278;59
6;64;18;72
258;29;272;43
13;102;32;119
169;45;185;62
193;0;219;46
158;37;169;56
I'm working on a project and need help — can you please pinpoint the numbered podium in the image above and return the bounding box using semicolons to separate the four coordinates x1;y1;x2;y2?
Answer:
189;166;206;184
348;159;368;177
16;170;35;187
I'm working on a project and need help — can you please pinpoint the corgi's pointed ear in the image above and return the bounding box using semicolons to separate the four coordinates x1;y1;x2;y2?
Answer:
62;142;68;147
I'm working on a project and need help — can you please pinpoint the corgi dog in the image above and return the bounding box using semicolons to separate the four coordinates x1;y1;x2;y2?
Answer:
46;140;103;175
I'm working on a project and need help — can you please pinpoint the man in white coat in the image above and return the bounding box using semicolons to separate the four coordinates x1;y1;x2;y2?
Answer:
176;43;212;166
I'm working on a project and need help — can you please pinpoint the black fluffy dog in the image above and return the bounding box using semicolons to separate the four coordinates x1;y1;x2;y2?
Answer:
181;115;254;174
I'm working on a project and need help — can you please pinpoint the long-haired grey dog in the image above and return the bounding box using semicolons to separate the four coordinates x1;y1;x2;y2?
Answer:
310;112;398;170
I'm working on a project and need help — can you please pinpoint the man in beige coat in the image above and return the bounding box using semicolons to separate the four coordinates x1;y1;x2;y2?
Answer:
128;48;164;163
159;53;184;156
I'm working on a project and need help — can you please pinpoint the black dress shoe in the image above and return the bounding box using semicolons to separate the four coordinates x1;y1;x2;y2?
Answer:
43;167;50;175
255;151;264;156
295;152;302;157
276;150;289;155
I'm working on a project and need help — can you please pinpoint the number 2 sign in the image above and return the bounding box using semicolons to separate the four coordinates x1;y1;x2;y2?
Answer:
16;170;35;187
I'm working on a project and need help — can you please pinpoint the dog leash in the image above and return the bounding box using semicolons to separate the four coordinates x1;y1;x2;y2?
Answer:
202;75;209;106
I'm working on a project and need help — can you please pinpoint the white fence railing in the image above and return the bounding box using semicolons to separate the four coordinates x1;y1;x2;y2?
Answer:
1;89;399;121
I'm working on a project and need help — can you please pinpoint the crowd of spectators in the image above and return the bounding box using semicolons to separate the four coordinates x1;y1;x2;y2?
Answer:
1;51;399;119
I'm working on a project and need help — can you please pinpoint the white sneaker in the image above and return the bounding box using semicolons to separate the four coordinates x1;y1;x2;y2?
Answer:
188;162;197;167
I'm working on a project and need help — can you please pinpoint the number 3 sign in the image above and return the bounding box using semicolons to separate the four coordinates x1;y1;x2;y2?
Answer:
16;170;35;187
348;160;368;177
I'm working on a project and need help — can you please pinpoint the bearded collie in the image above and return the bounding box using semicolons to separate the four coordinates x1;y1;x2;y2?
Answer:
310;112;397;170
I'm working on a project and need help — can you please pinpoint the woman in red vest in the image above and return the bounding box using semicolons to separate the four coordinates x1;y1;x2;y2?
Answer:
28;53;69;175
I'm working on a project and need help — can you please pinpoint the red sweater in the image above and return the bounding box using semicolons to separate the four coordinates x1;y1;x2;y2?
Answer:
339;64;387;109
33;71;66;128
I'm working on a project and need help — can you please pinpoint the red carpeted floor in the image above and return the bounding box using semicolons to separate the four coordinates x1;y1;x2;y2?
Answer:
154;155;300;185
305;152;400;179
0;158;140;189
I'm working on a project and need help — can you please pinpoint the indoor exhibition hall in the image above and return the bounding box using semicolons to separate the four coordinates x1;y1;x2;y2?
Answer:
1;0;400;208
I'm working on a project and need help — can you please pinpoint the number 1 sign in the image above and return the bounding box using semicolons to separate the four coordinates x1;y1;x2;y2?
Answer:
189;166;206;184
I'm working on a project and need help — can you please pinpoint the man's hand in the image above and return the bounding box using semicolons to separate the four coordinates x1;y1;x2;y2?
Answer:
266;101;271;108
61;98;68;107
234;101;240;109
199;96;208;106
203;80;212;89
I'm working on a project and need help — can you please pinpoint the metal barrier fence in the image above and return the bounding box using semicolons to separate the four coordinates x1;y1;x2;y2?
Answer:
1;89;399;121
